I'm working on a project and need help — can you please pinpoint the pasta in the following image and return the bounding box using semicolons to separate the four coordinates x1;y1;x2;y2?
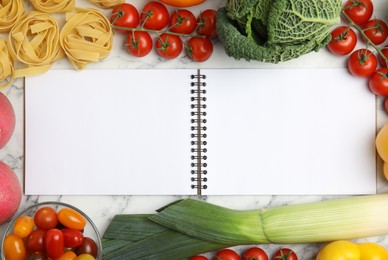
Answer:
0;38;14;88
0;0;25;33
29;0;75;13
60;8;113;70
88;0;124;9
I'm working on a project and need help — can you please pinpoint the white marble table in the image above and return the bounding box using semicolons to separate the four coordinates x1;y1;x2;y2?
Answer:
1;0;388;259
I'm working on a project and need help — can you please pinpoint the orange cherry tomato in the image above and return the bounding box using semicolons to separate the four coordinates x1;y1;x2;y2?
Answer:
3;234;27;260
159;0;205;7
57;250;78;260
58;208;86;230
13;215;35;238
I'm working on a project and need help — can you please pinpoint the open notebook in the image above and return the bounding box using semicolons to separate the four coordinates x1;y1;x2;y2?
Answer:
24;68;376;195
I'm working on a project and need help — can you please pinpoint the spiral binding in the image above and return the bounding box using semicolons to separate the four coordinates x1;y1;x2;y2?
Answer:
190;70;207;194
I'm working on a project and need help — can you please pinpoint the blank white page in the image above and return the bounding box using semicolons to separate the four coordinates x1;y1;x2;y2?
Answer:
25;69;194;195
203;68;376;195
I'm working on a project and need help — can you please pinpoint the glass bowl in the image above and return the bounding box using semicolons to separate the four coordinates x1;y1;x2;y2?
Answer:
1;201;102;260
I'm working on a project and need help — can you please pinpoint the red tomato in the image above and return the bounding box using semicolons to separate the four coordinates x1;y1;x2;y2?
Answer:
110;3;140;33
379;45;388;67
326;26;357;55
186;37;213;62
34;207;58;230
156;33;183;59
62;228;84;248
384;97;388;113
363;19;388;45
272;248;298;260
197;9;217;38
57;207;86;230
125;31;153;57
75;237;98;258
26;252;48;260
343;0;373;25
3;234;27;260
26;229;46;252
347;49;377;77
369;68;388;96
45;229;65;259
213;249;240;260
189;256;209;260
140;1;169;30
242;247;268;260
169;9;197;34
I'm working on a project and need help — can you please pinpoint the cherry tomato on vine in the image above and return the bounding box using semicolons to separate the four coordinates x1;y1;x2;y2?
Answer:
125;31;153;57
369;68;388;96
384;97;388;113
156;33;183;59
110;3;139;33
196;9;217;38
140;1;169;30
34;206;58;230
45;229;65;259
169;9;197;34
327;26;357;55
348;49;377;77
185;37;213;62
213;249;240;260
26;229;46;252
273;248;298;260
379;45;388;67
189;256;209;260
3;234;27;260
363;19;388;45
242;247;269;260
343;0;373;25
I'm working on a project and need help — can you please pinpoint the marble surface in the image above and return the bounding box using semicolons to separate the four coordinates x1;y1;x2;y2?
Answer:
1;0;388;259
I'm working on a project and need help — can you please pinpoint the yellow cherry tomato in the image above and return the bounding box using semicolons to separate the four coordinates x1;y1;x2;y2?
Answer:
58;207;86;230
77;254;96;260
376;124;388;162
13;215;35;238
316;240;360;260
384;162;388;182
159;0;205;7
3;234;27;260
358;242;388;260
57;251;78;260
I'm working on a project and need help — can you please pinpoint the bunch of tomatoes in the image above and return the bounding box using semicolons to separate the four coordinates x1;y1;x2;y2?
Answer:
327;0;388;112
189;246;298;260
3;206;98;260
109;1;216;62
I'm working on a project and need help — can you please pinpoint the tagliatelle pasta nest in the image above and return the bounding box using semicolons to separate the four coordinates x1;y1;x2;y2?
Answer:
0;0;25;33
0;39;14;88
87;0;124;9
29;0;75;13
60;8;113;70
7;11;64;78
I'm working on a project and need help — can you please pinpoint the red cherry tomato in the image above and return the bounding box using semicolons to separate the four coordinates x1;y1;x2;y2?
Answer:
196;9;217;38
379;45;388;67
272;248;298;260
26;229;46;252
155;33;183;59
45;229;65;259
26;251;48;260
347;49;377;77
140;1;169;30
213;249;240;260
327;26;357;55
343;0;373;25
384;97;388;113
62;228;84;248
125;31;153;57
34;206;58;230
75;237;98;258
369;68;388;96
110;3;140;33
169;9;197;34
242;247;269;260
363;19;388;45
185;37;213;62
3;234;27;260
57;207;86;230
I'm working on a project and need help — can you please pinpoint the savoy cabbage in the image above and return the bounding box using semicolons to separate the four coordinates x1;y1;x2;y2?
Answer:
216;0;342;63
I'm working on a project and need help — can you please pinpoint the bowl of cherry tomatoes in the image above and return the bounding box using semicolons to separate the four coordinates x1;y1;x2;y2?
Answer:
1;201;102;260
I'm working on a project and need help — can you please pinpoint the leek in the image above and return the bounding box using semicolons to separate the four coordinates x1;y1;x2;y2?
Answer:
103;194;388;259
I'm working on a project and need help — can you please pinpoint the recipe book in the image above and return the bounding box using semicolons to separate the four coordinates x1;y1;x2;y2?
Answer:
24;68;377;195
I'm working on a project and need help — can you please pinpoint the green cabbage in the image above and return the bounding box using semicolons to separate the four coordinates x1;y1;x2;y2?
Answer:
216;0;342;63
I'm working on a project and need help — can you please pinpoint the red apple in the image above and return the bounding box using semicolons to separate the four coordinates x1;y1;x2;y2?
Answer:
0;161;22;224
0;92;15;149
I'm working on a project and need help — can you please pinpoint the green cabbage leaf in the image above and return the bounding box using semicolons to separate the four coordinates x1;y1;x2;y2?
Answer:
216;0;342;63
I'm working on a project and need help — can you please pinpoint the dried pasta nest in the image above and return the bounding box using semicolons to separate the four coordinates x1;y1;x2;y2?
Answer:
0;0;25;33
0;39;14;88
29;0;75;13
60;8;113;70
88;0;124;9
7;11;64;78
